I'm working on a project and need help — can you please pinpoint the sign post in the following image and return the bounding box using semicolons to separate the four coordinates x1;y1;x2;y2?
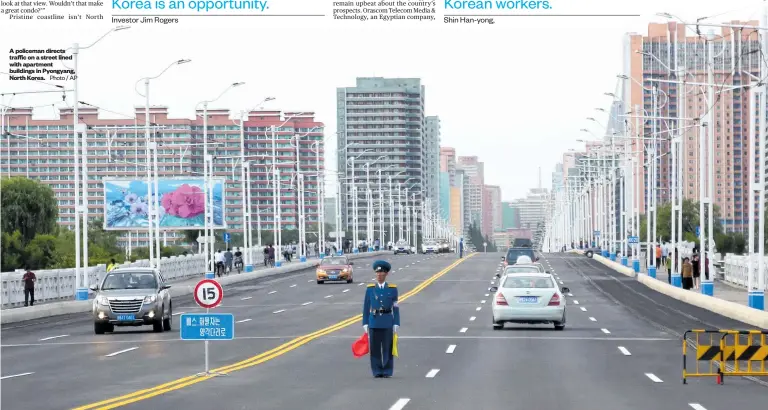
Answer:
182;279;231;377
483;242;487;252
223;232;231;244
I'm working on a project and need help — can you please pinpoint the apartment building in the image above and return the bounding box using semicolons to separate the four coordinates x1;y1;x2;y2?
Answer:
336;77;426;241
483;185;502;233
628;21;760;232
424;116;441;213
0;106;323;247
457;155;484;232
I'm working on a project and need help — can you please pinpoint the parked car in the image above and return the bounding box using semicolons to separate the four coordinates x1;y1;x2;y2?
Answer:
91;267;172;334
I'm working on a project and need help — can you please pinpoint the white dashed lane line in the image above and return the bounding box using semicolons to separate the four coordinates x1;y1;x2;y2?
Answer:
342;289;350;293
469;316;476;321
618;346;631;356
480;300;486;304
601;328;611;334
105;347;139;357
0;372;34;380
267;291;277;295
390;398;411;410
273;309;286;314
325;295;333;299
645;373;663;383
39;335;68;341
236;318;252;323
484;293;489;297
301;302;313;306
358;283;364;286
476;307;482;311
459;327;468;333
559;281;564;284
425;369;440;378
589;317;597;322
580;307;587;312
689;404;707;410
446;345;457;354
290;284;297;288
572;300;579;305
567;293;573;297
241;296;253;300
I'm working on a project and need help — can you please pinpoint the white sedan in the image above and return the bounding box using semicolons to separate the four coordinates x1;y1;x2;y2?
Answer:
494;263;544;278
489;273;569;330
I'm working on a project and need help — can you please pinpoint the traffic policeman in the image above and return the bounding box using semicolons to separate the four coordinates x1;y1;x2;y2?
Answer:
362;260;400;378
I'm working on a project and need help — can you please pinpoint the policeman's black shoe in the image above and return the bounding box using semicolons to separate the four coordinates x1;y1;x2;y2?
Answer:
382;375;391;378
374;374;383;378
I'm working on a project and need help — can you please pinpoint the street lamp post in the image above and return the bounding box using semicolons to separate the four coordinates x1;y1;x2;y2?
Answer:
71;25;130;301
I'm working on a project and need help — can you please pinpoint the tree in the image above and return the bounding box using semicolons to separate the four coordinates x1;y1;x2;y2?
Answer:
639;199;721;243
1;230;24;271
24;234;58;270
0;177;58;244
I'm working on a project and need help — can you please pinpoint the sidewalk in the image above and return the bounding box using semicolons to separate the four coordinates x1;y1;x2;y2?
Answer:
650;268;763;307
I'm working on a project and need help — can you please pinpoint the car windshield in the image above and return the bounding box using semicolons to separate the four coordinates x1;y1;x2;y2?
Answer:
424;241;436;245
502;276;554;289
506;249;535;262
322;257;347;265
397;241;408;246
504;266;541;274
101;272;157;290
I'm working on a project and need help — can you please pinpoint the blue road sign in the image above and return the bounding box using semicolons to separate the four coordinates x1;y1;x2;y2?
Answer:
594;230;600;236
628;236;639;244
695;226;700;238
223;232;231;243
180;313;234;341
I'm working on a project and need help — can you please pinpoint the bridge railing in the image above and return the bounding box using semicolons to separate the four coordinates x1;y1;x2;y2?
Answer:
1;246;266;308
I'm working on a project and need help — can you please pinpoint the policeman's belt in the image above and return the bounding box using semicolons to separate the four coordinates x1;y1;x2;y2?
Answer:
371;308;392;315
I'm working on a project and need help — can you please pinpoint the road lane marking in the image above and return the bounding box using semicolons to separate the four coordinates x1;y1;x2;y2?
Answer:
390;399;411;410
480;300;486;304
459;328;468;333
268;291;277;295
172;312;185;316
559;281;564;284
601;328;611;334
476;307;482;311
567;293;573;297
71;255;475;410
580;307;587;311
645;373;663;383
236;318;252;323
573;300;579;305
325;295;333;298
589;317;596;322
273;309;286;314
446;345;456;354
301;302;313;306
425;369;440;378
342;289;350;293
689;404;707;410
358;283;364;286
618;346;631;356
0;372;34;380
39;335;69;341
105;347;139;357
308;279;312;282
484;293;489;297
469;316;476;321
241;296;254;300
290;284;297;288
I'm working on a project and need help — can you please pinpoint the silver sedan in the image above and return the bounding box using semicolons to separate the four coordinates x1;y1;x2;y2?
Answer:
489;273;569;330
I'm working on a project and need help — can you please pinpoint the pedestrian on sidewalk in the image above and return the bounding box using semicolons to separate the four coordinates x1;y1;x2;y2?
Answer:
681;257;693;290
22;267;36;306
692;253;701;289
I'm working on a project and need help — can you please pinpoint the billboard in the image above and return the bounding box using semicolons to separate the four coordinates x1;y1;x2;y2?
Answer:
103;178;226;230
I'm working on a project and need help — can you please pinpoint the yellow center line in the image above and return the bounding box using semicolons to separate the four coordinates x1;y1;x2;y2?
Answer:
73;253;475;410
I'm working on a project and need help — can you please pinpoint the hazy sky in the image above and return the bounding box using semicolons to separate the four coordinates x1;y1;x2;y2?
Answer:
0;0;762;201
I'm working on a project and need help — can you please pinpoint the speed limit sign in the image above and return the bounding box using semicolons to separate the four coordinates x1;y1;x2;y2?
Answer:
194;279;223;309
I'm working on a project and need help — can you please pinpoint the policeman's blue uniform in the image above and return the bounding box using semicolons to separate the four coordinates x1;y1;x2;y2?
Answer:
363;260;400;378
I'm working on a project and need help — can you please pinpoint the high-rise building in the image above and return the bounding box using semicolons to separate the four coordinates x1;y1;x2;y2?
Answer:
502;201;520;229
513;188;549;230
627;22;760;233
450;171;466;236
439;171;450;221
552;162;564;193
483;185;502;233
1;106;323;247
424;116;441;213
336;77;426;241
440;146;457;184
457;156;484;231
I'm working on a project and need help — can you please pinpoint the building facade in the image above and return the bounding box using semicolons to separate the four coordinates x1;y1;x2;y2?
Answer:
424;116;441;213
483;185;502;234
628;22;760;232
457;155;484;231
502;201;520;229
336;77;426;241
513;188;549;231
1;106;323;247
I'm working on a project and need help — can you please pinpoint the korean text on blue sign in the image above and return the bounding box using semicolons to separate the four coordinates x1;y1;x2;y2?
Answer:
180;313;234;341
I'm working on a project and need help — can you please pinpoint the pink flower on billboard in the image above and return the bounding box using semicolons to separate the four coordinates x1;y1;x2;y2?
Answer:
161;184;205;219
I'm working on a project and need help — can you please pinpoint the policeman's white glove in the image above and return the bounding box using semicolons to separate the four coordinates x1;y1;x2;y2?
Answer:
393;325;399;333
363;324;369;333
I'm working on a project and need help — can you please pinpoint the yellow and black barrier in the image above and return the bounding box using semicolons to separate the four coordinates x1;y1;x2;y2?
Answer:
717;330;768;383
682;329;731;384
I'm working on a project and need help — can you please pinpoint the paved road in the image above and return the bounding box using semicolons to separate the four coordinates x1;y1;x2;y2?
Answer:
3;253;766;410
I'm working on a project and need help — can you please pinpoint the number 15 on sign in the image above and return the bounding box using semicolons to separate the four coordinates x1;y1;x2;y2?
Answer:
194;279;223;309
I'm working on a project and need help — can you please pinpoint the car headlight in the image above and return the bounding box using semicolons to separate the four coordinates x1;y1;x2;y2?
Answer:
143;295;157;304
96;295;109;306
317;269;326;275
343;268;351;272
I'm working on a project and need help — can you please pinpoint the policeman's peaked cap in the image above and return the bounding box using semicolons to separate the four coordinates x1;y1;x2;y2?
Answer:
373;260;392;273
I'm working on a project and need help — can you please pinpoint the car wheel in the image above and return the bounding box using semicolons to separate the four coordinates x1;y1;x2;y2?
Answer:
153;319;164;333
163;304;172;331
492;317;503;330
317;280;324;284
585;250;593;258
347;277;353;284
554;313;566;330
94;322;105;335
